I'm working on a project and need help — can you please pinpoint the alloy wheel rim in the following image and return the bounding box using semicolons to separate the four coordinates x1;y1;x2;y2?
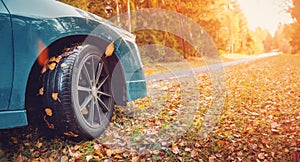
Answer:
76;54;112;128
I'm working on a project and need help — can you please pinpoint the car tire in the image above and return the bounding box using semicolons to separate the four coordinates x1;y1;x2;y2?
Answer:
42;44;114;139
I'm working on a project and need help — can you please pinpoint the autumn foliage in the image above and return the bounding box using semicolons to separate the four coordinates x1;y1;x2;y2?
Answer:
58;0;288;59
0;54;299;161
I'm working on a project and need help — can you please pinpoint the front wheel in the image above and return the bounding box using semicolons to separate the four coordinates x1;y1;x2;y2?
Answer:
42;44;114;139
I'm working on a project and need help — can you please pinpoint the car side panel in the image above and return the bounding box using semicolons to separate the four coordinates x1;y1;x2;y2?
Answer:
0;1;13;110
0;1;28;129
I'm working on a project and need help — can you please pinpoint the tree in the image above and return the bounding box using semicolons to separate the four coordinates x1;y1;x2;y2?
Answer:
263;31;274;52
281;0;300;53
59;0;256;57
274;24;292;53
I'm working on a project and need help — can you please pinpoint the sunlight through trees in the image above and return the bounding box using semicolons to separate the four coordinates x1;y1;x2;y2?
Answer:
59;0;297;58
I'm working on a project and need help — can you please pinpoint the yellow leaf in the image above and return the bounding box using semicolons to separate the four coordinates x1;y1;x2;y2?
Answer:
271;151;275;157
105;42;114;57
48;62;57;70
147;70;153;76
45;108;53;116
114;154;122;159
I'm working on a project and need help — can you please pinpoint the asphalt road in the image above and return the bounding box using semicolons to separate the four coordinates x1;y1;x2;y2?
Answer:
145;52;279;81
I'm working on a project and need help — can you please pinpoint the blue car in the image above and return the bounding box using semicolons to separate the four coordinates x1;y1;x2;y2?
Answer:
0;0;146;139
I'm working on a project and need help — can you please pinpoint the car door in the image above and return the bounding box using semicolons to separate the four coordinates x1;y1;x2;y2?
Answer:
0;1;13;110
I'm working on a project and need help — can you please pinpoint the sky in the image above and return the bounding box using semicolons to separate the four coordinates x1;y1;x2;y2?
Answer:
237;0;293;36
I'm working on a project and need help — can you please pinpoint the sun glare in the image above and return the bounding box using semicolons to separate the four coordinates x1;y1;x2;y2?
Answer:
237;0;293;35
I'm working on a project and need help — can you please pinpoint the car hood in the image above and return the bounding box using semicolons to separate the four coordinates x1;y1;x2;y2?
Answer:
2;0;135;41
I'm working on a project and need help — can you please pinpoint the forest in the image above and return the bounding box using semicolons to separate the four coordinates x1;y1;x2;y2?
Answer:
58;0;299;60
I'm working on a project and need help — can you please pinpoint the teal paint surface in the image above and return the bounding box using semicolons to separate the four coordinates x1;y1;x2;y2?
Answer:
0;110;27;129
0;1;13;111
0;0;146;129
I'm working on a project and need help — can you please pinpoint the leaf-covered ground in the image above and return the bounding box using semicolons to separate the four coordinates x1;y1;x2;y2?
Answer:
0;54;299;161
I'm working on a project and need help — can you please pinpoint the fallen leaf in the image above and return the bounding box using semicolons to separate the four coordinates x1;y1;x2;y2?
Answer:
114;154;122;159
106;149;113;157
55;56;62;63
11;137;18;144
60;156;68;162
64;131;79;137
61;63;67;67
45;108;53;116
191;150;197;158
237;151;243;156
35;141;43;149
52;93;58;101
43;115;54;129
93;150;103;158
271;122;279;129
81;107;88;115
48;62;57;71
38;87;44;95
271;129;280;133
147;70;153;76
41;66;47;74
184;147;192;152
132;156;139;162
209;155;215;162
258;153;265;159
171;143;180;155
105;42;114;57
86;155;93;161
49;57;56;62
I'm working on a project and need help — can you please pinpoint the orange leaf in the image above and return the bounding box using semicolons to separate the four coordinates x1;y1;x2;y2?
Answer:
52;93;58;101
105;42;114;57
93;150;103;158
114;154;122;159
55;56;62;63
49;57;56;62
45;108;53;116
63;131;79;137
43;115;54;129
